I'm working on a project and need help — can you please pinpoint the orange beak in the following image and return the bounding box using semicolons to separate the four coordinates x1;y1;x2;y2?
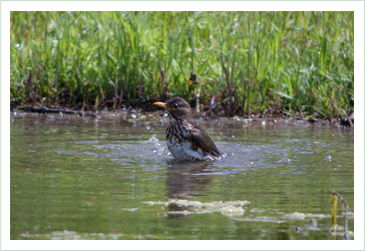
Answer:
153;102;168;109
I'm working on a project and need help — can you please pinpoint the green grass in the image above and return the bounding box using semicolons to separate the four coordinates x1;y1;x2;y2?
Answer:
10;11;354;118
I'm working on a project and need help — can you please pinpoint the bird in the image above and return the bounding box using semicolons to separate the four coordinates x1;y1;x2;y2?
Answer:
154;97;220;160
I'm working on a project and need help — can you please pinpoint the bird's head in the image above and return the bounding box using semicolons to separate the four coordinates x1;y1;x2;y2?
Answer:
154;97;193;121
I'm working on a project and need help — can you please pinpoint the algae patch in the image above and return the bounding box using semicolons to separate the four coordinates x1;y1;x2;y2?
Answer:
143;199;250;217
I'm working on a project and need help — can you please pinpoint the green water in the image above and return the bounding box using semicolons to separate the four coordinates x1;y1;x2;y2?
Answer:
10;112;354;240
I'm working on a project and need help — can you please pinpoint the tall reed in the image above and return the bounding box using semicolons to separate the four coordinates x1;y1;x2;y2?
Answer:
10;11;354;118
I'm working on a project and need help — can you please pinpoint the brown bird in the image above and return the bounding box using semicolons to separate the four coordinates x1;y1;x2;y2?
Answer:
154;97;220;160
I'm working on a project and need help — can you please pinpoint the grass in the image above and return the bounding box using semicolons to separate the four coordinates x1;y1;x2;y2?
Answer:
10;11;354;119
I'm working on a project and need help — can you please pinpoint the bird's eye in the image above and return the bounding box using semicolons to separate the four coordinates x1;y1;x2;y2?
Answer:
174;104;178;109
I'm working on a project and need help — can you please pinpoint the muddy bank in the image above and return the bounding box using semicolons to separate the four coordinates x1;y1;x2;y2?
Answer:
11;105;354;129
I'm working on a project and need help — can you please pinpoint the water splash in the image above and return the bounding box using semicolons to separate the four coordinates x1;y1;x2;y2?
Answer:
215;152;227;161
148;134;167;156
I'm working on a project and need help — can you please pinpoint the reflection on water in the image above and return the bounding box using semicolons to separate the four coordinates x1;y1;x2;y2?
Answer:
166;160;213;218
10;112;354;240
166;159;213;198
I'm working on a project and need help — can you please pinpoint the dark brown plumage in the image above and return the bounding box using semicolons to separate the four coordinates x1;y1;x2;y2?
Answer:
154;97;220;160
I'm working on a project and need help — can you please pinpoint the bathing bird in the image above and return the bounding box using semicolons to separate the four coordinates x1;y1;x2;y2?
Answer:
154;97;220;160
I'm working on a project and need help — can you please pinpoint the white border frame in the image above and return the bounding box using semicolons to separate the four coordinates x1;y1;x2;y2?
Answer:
1;1;364;250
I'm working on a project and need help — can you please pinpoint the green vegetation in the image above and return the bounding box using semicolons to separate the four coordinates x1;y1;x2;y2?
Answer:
10;11;353;118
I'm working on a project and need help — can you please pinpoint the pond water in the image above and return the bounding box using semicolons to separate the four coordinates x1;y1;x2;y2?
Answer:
10;111;354;240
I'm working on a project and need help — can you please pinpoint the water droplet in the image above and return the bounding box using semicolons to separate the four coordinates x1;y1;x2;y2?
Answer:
16;43;20;48
149;134;165;155
146;126;151;131
250;162;254;165
261;121;266;125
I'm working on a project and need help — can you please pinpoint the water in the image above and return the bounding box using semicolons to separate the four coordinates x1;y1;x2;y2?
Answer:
10;112;354;240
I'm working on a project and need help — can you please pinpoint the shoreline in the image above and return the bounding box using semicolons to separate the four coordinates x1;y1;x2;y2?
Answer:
11;104;354;129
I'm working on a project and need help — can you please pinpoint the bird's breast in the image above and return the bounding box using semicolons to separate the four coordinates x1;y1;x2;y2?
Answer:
166;120;203;160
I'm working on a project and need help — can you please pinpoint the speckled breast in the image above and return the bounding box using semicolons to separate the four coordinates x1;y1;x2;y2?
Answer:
166;120;204;160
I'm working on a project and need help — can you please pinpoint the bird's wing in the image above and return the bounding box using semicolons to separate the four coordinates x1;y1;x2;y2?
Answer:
191;126;220;157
